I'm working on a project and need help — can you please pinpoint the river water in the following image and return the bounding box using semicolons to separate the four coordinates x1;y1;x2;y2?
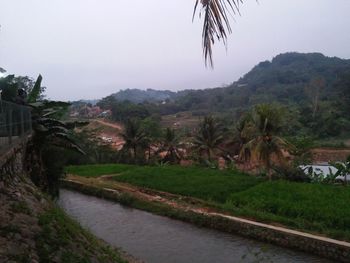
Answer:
58;189;332;263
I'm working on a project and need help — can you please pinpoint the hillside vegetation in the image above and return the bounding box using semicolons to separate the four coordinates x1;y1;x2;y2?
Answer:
95;52;350;139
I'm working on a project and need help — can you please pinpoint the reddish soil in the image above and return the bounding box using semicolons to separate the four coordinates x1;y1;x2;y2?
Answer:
94;119;123;130
311;148;350;163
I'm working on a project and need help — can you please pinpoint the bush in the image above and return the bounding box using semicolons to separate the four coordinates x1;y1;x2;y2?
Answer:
273;165;311;182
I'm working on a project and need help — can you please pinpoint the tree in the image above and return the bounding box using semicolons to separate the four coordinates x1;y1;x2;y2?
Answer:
241;104;289;179
25;75;86;196
158;128;183;164
194;0;242;67
193;116;224;162
120;119;148;163
305;76;326;119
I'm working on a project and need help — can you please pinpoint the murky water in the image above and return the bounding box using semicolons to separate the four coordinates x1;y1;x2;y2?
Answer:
58;189;332;263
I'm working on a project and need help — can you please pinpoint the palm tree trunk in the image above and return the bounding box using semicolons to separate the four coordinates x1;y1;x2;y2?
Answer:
133;145;137;162
207;149;211;162
267;159;272;181
148;145;151;163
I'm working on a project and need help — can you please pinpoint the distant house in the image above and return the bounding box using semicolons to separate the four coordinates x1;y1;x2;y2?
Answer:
98;110;112;118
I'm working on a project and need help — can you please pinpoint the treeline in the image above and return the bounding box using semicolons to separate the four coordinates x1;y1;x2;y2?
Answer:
96;52;350;139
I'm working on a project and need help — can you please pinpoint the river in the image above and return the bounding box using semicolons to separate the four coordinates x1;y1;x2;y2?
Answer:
58;189;332;263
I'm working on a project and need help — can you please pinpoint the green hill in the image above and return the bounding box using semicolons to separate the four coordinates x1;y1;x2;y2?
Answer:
98;52;350;138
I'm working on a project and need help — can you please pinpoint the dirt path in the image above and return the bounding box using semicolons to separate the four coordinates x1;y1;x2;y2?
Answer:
94;119;123;131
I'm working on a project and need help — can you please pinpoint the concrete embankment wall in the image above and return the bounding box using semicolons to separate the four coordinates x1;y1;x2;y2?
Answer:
62;179;350;263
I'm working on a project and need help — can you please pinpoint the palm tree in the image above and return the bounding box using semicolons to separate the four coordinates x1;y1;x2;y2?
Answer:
121;119;148;162
241;104;289;180
194;0;243;67
159;128;182;164
193;116;224;162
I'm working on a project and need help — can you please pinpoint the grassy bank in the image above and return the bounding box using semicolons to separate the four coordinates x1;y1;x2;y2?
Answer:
37;206;127;263
66;164;350;241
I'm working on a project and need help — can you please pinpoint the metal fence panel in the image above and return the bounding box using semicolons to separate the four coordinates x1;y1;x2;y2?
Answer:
0;100;32;152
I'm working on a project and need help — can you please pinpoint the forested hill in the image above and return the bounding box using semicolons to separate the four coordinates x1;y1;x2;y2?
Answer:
95;52;350;138
236;52;349;103
100;52;350;112
171;52;350;113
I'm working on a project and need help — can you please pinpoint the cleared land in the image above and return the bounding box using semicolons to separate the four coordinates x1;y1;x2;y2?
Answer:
66;164;350;241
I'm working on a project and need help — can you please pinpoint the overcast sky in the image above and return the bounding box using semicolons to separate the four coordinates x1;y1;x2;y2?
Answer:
1;0;350;101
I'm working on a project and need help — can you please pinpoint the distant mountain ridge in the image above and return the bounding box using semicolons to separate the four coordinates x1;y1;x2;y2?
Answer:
90;52;350;137
110;89;176;103
101;52;349;108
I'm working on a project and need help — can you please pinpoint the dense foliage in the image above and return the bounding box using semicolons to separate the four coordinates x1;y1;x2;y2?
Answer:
95;52;350;139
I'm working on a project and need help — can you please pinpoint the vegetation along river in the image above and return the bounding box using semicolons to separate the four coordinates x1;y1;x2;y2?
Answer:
58;189;333;263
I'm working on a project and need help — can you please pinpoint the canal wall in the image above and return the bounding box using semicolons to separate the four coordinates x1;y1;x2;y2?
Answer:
0;141;132;263
62;179;350;263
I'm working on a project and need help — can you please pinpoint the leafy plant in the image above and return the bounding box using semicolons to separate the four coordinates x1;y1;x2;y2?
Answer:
25;75;86;196
241;104;290;180
193;116;225;162
330;156;350;185
157;128;183;164
193;0;242;67
120;119;149;163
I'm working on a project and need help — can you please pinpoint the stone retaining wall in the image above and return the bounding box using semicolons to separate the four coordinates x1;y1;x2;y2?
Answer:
0;140;28;184
62;179;350;263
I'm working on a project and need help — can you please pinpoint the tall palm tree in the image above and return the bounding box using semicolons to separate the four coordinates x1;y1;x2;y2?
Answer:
241;104;289;179
193;116;224;161
159;128;182;164
194;0;243;67
121;119;148;162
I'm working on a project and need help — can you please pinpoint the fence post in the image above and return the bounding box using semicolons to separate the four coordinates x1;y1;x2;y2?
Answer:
0;100;32;151
20;107;25;137
8;106;13;145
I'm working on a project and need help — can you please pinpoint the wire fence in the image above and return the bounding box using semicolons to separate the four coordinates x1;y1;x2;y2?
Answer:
0;100;32;153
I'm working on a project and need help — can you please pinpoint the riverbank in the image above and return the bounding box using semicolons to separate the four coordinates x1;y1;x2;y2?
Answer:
65;164;350;241
61;175;350;262
59;189;331;263
0;172;129;263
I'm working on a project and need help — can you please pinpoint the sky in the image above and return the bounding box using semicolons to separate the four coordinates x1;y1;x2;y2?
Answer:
0;0;350;101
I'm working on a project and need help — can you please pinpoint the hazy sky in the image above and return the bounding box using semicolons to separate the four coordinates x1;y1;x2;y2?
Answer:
1;0;350;101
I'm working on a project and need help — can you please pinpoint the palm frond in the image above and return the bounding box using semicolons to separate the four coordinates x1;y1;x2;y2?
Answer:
194;0;242;67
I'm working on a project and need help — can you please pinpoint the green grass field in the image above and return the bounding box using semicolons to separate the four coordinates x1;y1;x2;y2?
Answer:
66;164;350;241
66;164;262;203
65;164;136;177
225;181;350;240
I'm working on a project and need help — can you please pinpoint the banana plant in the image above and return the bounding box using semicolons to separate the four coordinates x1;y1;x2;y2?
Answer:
26;75;87;195
330;156;350;185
